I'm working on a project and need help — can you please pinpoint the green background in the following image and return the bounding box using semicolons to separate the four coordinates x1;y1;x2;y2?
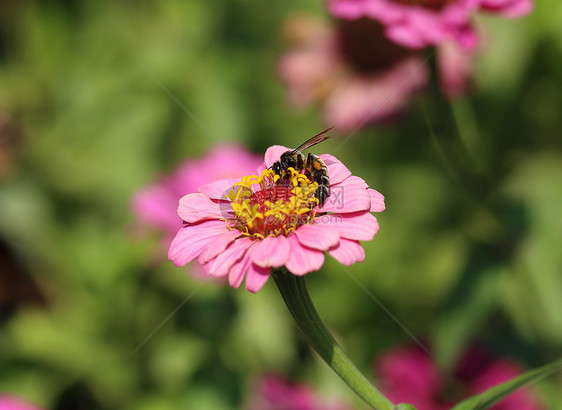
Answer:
0;0;561;408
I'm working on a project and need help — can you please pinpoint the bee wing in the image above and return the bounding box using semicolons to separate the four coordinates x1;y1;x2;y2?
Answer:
290;127;333;154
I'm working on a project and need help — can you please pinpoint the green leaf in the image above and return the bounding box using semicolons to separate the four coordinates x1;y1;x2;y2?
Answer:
432;263;499;372
451;358;562;409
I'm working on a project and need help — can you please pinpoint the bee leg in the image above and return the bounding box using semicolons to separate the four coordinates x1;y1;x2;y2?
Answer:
296;153;305;171
316;185;329;207
303;153;316;180
320;175;330;191
272;161;282;176
306;153;315;168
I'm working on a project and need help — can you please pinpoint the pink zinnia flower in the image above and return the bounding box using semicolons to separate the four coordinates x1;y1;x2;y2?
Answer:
168;143;385;292
0;395;43;410
328;0;533;50
132;144;262;245
244;374;350;410
374;345;543;410
278;16;429;131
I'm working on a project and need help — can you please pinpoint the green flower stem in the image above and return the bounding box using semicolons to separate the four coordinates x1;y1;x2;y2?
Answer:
450;98;485;174
272;269;395;410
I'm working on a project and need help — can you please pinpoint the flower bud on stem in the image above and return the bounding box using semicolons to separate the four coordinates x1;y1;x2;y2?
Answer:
272;269;395;410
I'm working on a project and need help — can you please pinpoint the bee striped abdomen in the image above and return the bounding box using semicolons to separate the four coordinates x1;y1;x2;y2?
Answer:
306;153;330;206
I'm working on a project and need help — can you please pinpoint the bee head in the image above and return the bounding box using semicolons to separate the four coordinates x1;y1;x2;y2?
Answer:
280;151;297;169
280;150;292;161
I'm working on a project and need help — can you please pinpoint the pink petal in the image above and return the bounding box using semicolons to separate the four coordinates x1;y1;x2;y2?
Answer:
256;163;267;175
245;264;271;293
204;237;253;277
328;0;367;19
469;359;542;410
168;220;227;266
228;243;256;288
480;0;534;17
368;189;386;212
323;56;429;131
132;184;181;235
264;145;291;168
318;154;352;185
198;230;241;263
198;177;239;200
375;346;442;407
455;23;479;51
333;175;368;189
285;234;325;276
250;235;290;268
293;224;339;251
0;396;43;410
319;175;371;213
177;193;231;223
385;20;437;50
318;212;379;241
330;0;483;50
279;32;339;107
437;40;474;96
328;238;365;266
198;144;263;178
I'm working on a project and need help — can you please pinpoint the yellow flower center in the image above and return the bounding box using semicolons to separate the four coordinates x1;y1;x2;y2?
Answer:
226;168;319;238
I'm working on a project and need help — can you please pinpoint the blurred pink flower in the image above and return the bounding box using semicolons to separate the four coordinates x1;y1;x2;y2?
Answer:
132;144;262;245
169;143;385;292
244;375;350;410
479;0;533;17
278;16;428;131
374;345;543;410
437;40;475;98
328;0;533;50
0;395;43;410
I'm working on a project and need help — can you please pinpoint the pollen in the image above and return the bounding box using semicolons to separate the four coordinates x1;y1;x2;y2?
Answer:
226;168;319;238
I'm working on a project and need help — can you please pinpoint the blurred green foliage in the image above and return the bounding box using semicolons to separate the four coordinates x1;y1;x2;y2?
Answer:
0;0;561;409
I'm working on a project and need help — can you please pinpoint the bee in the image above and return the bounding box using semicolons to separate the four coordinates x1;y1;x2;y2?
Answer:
271;128;332;206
